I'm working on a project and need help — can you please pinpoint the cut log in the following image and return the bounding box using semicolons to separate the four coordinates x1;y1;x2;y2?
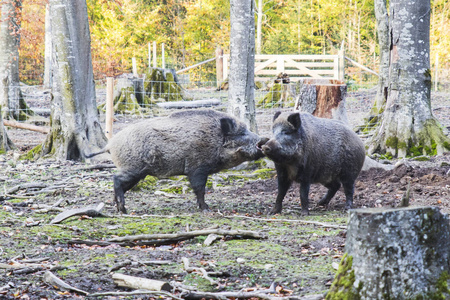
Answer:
3;119;49;134
112;273;172;292
327;206;450;299
294;79;348;124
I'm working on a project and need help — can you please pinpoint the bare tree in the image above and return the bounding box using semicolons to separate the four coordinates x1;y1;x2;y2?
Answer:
368;0;450;157
228;0;258;133
37;0;106;160
0;0;24;120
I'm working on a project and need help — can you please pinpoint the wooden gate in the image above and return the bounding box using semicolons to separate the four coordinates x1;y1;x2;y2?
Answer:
222;54;344;82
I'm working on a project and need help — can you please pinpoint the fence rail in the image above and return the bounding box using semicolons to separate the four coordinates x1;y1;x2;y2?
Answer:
222;54;344;82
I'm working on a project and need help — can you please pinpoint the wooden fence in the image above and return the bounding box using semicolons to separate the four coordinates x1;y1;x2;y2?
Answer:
222;53;345;82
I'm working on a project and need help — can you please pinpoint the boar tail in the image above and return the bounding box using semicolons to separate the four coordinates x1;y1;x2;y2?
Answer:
84;146;110;158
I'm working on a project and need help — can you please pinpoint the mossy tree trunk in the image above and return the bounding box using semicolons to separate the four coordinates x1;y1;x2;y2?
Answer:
327;207;450;299
0;106;15;153
38;0;106;161
0;0;33;121
228;0;258;133
367;0;450;157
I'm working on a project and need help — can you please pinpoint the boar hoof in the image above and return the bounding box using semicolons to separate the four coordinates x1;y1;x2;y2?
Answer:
300;209;310;216
268;208;281;215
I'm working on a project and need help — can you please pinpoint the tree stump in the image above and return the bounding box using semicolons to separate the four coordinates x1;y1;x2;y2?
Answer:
327;206;450;299
294;79;348;124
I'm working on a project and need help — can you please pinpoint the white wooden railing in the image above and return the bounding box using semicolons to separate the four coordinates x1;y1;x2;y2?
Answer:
222;54;344;82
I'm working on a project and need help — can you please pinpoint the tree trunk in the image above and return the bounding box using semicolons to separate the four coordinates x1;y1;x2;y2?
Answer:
0;0;23;120
38;0;106;160
327;206;450;299
228;0;258;133
368;0;450;157
294;79;348;124
256;0;262;55
372;0;389;112
44;4;52;89
0;106;15;152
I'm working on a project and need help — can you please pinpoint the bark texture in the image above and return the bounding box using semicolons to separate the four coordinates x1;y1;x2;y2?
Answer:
294;79;348;124
228;0;258;133
0;0;23;120
39;0;106;160
0;106;15;152
329;206;450;299
368;0;450;157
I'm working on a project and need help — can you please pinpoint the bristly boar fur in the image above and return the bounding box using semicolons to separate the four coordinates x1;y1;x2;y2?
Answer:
261;111;365;215
86;109;267;213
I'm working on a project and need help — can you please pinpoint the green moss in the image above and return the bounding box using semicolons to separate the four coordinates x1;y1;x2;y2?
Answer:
20;144;42;161
132;175;158;191
326;254;362;300
385;137;398;149
424;271;450;300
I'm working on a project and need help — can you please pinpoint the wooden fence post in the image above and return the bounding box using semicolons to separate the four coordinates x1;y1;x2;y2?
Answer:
153;41;157;68
105;77;114;139
435;52;439;92
216;47;223;87
132;57;138;77
162;43;165;69
338;41;345;81
148;42;151;70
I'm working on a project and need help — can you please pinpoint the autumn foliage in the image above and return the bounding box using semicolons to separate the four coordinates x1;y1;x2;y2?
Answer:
16;0;450;85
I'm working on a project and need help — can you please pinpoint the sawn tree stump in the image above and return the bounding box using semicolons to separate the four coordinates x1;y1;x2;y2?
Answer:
327;206;450;299
294;79;348;124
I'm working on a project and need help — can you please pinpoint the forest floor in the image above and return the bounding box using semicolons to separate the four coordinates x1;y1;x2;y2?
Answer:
0;88;449;299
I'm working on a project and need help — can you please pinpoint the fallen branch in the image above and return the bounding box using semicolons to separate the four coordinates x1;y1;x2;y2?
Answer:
3;119;49;134
181;290;324;300
43;270;89;295
88;289;182;299
225;215;346;230
6;182;48;194
112;273;172;292
108;228;267;243
76;164;116;171
182;257;218;285
68;237;188;248
50;203;107;224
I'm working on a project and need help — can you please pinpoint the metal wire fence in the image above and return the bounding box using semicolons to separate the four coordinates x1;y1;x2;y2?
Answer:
4;70;450;151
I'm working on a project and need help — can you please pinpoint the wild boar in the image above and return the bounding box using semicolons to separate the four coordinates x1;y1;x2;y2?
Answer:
86;109;266;213
260;111;365;215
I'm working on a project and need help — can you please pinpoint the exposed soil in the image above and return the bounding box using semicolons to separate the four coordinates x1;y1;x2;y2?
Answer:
0;89;449;299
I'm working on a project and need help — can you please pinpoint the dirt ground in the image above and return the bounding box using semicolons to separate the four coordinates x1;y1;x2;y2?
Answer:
0;89;449;299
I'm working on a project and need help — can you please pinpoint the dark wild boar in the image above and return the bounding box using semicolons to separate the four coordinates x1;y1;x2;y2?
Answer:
260;111;365;215
86;109;267;213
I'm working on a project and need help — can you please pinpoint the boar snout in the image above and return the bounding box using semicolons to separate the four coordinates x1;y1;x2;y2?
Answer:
256;137;269;151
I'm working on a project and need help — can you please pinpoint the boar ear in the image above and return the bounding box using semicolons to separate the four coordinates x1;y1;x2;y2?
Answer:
220;118;236;135
287;113;301;130
273;111;282;122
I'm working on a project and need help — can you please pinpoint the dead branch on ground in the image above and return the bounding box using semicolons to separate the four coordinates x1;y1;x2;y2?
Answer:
225;215;346;230
107;228;267;243
182;257;218;285
43;271;89;295
50;203;108;224
112;273;172;291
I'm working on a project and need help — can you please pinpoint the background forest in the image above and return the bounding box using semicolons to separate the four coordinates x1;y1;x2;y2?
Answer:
19;0;450;86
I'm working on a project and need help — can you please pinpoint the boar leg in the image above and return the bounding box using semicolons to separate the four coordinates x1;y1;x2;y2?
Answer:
342;180;355;209
318;181;341;207
299;182;311;215
113;172;142;214
187;172;210;211
270;164;292;214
